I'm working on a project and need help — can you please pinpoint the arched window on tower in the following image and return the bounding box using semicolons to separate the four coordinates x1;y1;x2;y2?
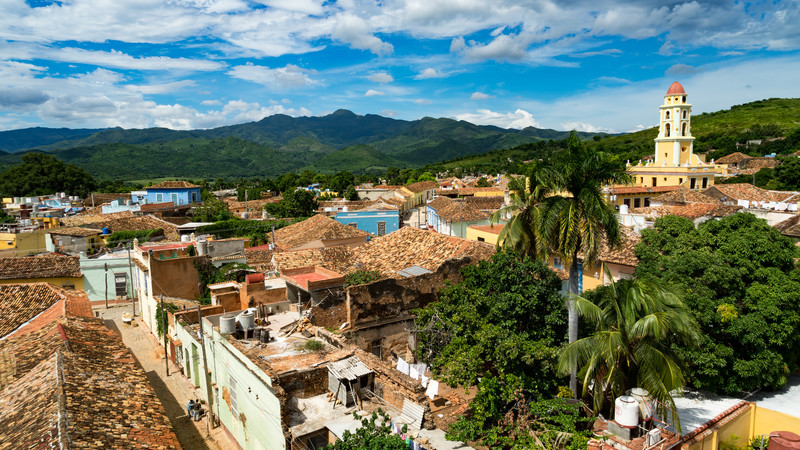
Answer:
665;126;670;137
682;123;687;136
683;110;687;119
665;111;670;119
682;96;686;103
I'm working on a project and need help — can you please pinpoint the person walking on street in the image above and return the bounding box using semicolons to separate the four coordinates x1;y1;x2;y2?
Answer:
186;399;195;417
191;399;202;421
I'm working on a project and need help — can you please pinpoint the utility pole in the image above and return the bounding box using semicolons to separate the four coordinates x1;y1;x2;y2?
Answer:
104;263;108;309
161;295;169;376
197;305;216;431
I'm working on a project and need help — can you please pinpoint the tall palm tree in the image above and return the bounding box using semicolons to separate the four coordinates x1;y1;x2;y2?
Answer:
538;131;631;395
557;275;700;433
490;175;549;259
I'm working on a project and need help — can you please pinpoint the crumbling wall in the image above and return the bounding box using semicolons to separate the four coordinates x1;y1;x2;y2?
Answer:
309;289;348;329
355;349;434;430
345;257;472;327
276;366;329;399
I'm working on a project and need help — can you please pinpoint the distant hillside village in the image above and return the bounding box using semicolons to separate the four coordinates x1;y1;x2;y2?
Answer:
2;83;800;449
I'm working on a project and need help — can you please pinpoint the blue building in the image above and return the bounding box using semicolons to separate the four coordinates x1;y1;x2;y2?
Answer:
144;181;201;205
335;207;400;236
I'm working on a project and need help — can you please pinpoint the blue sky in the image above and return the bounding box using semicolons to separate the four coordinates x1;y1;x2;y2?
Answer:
0;0;799;133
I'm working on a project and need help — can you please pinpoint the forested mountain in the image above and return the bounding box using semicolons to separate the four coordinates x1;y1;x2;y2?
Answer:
1;98;797;180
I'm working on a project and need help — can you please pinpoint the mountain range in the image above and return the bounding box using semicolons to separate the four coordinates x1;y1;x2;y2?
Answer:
0;110;601;179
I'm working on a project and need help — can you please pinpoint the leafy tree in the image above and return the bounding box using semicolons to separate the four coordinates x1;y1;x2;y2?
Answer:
558;276;700;432
345;270;382;286
635;213;800;395
490;175;547;259
774;156;800;189
193;190;234;222
343;185;359;201
476;177;491;187
538;131;631;394
328;170;356;195
416;171;436;182
0;153;97;197
415;252;569;447
264;188;318;218
0;208;13;224
325;409;406;450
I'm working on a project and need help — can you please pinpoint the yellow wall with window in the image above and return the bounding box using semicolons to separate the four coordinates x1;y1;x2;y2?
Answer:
465;226;501;245
0;277;84;290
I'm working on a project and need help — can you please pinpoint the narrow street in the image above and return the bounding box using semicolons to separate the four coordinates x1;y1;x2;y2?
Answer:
96;304;238;450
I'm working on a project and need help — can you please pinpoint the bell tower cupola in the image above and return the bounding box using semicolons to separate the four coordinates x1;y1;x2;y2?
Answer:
655;81;694;167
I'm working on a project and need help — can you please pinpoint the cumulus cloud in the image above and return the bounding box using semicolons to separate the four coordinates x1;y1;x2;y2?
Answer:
227;63;317;89
470;92;491;100
364;89;384;97
125;80;196;94
455;109;540;130
414;68;448;79
367;71;394;83
331;13;393;55
560;121;613;133
201;99;222;105
0;88;50;107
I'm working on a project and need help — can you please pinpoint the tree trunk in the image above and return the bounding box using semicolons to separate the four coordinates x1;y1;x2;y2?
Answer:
567;255;580;397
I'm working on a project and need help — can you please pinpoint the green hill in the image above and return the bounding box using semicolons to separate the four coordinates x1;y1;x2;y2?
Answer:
307;144;407;174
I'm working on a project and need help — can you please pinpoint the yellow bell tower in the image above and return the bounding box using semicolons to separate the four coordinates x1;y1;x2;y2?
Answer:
655;82;694;167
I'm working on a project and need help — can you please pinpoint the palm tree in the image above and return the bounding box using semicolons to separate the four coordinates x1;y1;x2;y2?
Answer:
557;274;700;433
538;131;631;395
490;175;548;259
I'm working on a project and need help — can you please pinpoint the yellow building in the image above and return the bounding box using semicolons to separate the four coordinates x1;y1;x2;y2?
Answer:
466;224;503;245
0;254;84;290
625;82;725;192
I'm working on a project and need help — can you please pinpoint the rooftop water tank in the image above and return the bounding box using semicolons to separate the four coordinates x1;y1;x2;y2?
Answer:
220;314;236;334
620;204;629;215
238;311;255;332
629;387;655;420
614;395;639;427
102;227;111;235
769;431;800;450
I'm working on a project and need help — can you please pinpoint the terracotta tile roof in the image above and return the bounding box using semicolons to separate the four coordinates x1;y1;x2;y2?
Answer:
437;201;490;222
703;184;799;204
742;157;781;170
0;254;81;280
83;214;179;240
318;199;380;212
138;201;190;212
630;203;741;221
0;311;180;448
0;283;64;338
223;197;276;211
347;227;495;278
405;180;438;193
653;187;720;205
467;224;503;235
273;214;370;251
60;210;135;226
426;196;452;211
146;180;199;189
274;246;354;274
774;214;800;238
715;152;750;164
48;226;103;237
609;185;681;195
598;227;641;267
245;247;275;272
464;195;505;211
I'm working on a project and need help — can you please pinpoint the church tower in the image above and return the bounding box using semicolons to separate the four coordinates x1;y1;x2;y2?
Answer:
654;81;694;167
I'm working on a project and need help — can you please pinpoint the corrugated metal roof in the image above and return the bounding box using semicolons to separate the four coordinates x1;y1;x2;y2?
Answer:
397;265;433;278
397;399;425;430
328;356;371;381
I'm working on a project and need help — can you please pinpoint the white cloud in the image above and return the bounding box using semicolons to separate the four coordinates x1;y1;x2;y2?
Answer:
227;63;317;89
367;71;394;83
201;99;222;105
414;68;448;79
470;92;491;100
331;13;393;55
560;121;612;133
413;98;432;104
125;80;196;94
455;109;540;130
364;89;384;97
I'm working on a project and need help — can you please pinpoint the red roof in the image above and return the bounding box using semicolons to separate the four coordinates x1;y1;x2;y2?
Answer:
666;81;686;95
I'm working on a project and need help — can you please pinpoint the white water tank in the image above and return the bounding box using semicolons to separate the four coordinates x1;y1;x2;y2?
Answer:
238;311;255;332
620;204;629;215
630;387;655;420
220;314;236;334
614;395;639;427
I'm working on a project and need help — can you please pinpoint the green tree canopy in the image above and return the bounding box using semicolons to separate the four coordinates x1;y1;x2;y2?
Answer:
635;213;800;395
0;153;97;198
325;410;406;450
559;276;700;432
264;188;318;218
414;252;571;447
